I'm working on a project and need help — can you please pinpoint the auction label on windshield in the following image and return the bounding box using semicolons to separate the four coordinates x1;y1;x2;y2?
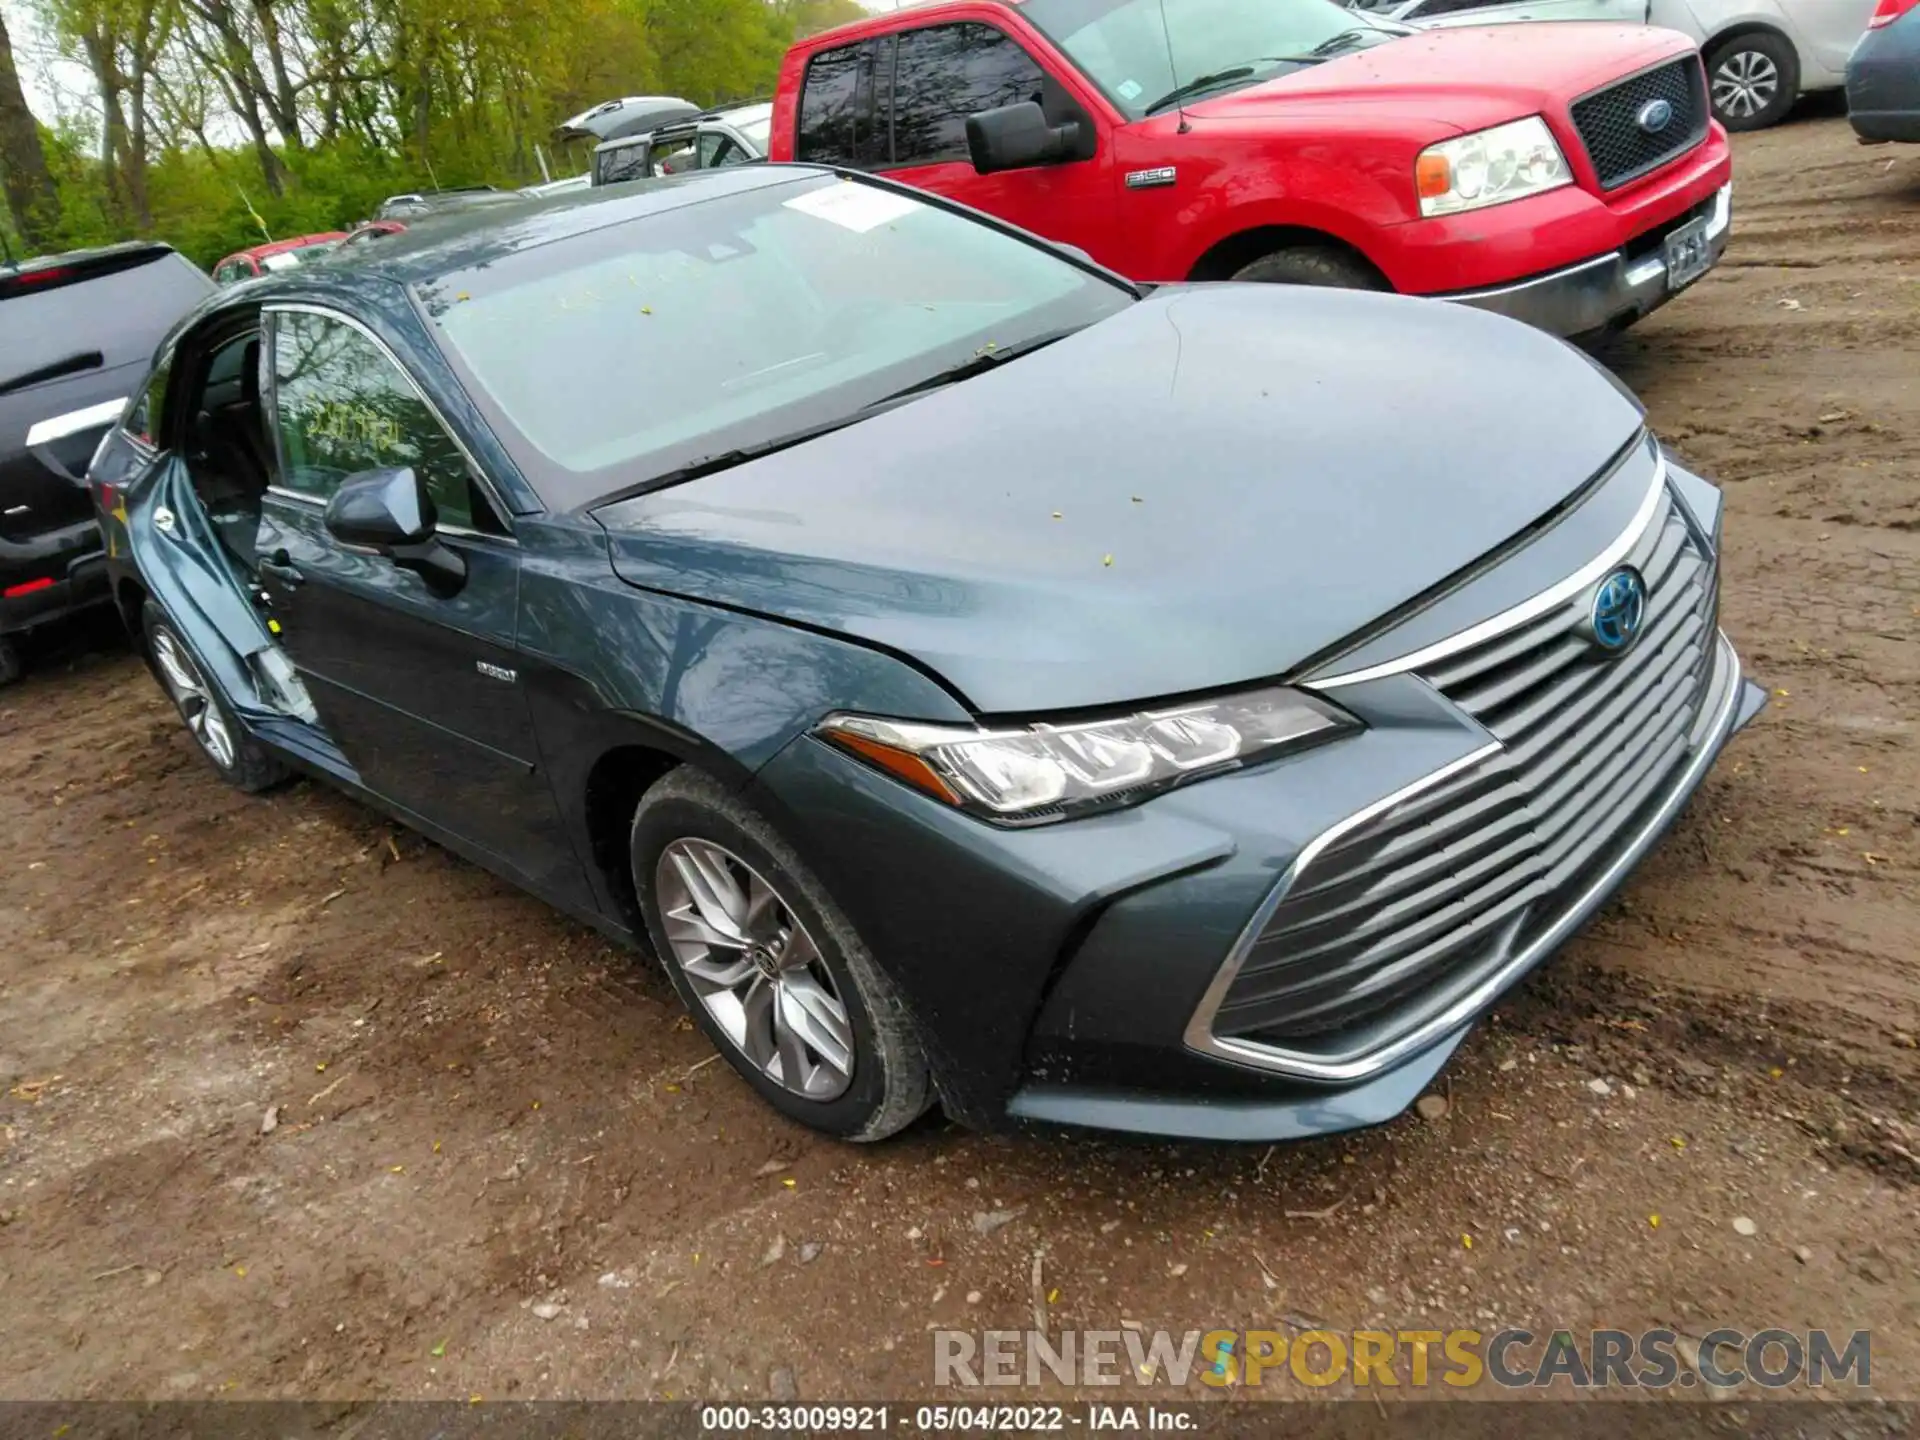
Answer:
784;181;923;234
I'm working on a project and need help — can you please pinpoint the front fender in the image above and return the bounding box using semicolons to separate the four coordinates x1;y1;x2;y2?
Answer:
511;515;977;922
1141;133;1429;283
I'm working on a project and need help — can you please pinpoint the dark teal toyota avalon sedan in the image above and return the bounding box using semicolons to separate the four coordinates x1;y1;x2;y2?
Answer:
92;166;1767;1143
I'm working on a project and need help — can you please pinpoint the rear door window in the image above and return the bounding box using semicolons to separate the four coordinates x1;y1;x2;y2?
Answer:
797;42;882;167
889;23;1050;167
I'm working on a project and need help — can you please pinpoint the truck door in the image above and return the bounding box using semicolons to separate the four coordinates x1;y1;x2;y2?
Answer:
792;25;1118;265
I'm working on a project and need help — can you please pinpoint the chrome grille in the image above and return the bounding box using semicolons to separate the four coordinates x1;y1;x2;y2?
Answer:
1212;482;1717;1049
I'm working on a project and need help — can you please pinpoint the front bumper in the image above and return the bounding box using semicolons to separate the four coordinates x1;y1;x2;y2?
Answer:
1011;636;1760;1141
1447;182;1732;337
0;518;110;636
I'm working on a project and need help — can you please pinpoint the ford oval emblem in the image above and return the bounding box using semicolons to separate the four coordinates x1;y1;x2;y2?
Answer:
1637;97;1675;134
1588;567;1648;654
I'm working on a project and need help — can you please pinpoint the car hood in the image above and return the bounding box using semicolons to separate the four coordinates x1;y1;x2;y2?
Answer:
1187;25;1694;134
595;285;1642;716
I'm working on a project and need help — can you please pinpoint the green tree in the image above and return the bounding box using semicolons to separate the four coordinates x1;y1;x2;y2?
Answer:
0;2;58;247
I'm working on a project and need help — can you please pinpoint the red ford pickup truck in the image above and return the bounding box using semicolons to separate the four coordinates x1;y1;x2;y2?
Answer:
768;0;1734;336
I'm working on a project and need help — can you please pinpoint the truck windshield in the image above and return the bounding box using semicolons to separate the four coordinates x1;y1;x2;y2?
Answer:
1024;0;1398;118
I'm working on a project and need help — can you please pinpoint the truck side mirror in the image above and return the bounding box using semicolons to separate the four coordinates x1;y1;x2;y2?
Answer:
966;102;1082;175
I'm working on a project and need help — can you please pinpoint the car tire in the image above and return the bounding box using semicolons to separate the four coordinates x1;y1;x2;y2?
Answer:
1707;32;1798;132
141;603;287;793
630;767;933;1142
1232;246;1386;290
0;635;21;687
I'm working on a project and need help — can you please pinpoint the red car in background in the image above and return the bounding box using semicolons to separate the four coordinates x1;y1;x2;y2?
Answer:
769;0;1734;338
211;233;348;284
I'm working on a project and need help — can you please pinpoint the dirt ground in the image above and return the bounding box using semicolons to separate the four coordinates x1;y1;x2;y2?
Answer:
2;113;1916;1413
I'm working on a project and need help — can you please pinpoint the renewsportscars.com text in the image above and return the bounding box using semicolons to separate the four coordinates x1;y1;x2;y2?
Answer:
933;1327;1871;1391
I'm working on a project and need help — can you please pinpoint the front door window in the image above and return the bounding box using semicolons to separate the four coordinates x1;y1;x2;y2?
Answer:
269;310;500;533
889;24;1050;168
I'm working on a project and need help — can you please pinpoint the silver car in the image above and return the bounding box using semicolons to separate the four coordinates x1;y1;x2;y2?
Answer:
1352;0;1879;128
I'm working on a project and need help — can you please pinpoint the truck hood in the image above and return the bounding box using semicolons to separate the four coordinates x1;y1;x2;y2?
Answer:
595;286;1642;716
1188;25;1696;133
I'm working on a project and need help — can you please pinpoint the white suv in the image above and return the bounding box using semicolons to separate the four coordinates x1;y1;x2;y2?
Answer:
1356;0;1878;128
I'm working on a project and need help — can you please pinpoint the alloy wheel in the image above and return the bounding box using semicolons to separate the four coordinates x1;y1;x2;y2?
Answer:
656;837;855;1100
151;629;237;771
1712;50;1779;121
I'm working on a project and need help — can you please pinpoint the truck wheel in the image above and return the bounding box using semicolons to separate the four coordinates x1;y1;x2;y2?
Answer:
631;766;933;1143
1231;246;1386;291
142;603;287;793
1707;32;1797;131
0;635;21;688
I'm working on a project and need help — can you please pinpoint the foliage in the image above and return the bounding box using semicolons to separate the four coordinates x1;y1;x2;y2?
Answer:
1;0;867;268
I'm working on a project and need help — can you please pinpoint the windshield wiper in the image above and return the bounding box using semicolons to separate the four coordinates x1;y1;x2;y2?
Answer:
1145;66;1255;116
1144;56;1334;115
628;409;888;496
0;350;104;398
872;328;1081;405
1305;27;1380;57
592;330;1086;506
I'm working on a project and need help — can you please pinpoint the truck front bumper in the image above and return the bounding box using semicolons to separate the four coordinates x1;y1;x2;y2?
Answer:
1444;183;1731;338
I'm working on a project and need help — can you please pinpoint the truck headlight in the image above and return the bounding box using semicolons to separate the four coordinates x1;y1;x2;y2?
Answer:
1416;116;1571;218
816;687;1359;823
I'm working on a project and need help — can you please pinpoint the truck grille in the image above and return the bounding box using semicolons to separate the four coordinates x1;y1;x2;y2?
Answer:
1210;481;1717;1050
1570;57;1709;191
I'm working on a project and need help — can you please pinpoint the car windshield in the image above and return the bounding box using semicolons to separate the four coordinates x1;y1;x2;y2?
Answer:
1023;0;1397;117
422;173;1133;510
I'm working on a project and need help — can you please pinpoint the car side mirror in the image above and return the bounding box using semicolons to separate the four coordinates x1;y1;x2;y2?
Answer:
324;466;467;596
966;102;1082;175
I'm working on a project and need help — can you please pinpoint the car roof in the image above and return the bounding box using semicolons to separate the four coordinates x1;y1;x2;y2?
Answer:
1;238;176;278
598;99;775;159
663;100;774;135
287;165;836;287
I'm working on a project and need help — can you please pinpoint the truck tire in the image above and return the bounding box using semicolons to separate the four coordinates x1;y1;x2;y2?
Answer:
1232;246;1386;291
1707;31;1798;132
0;635;21;688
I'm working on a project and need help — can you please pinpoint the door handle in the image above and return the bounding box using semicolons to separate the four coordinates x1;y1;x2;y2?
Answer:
258;550;304;588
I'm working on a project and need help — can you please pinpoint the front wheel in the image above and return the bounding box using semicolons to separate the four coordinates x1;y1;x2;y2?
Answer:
1707;32;1798;131
630;767;932;1141
1232;245;1386;290
142;604;287;793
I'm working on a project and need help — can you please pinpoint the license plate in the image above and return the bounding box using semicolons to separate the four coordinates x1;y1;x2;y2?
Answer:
1664;216;1711;292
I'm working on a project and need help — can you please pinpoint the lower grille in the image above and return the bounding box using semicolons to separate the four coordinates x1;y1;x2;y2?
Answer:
1571;57;1710;190
1211;478;1717;1051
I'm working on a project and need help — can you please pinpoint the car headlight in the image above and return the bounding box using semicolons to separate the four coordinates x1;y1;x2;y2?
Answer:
816;687;1360;824
1416;116;1571;218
